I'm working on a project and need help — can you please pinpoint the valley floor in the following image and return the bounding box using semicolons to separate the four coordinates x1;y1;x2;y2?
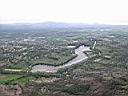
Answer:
0;27;128;96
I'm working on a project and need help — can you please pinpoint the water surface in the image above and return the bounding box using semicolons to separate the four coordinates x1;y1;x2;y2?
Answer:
31;45;90;73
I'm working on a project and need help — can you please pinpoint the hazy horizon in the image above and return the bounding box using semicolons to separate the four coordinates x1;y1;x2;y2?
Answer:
1;21;128;26
1;0;128;25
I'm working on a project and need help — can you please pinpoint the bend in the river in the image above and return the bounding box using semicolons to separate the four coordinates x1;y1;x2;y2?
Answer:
31;45;91;73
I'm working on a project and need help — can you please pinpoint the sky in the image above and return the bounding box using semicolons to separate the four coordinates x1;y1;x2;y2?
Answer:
0;0;128;24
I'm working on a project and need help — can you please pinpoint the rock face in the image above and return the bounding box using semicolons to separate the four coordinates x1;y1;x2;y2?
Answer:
0;85;22;96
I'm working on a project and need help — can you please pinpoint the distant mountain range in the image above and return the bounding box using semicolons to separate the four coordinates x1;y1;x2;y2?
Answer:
0;22;128;31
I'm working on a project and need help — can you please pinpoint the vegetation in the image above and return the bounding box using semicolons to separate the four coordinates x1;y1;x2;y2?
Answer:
0;26;128;96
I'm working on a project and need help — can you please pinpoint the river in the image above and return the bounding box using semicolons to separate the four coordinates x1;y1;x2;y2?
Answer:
31;45;91;73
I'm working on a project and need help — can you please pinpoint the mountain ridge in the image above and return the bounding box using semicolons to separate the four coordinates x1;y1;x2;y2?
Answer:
0;22;128;31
